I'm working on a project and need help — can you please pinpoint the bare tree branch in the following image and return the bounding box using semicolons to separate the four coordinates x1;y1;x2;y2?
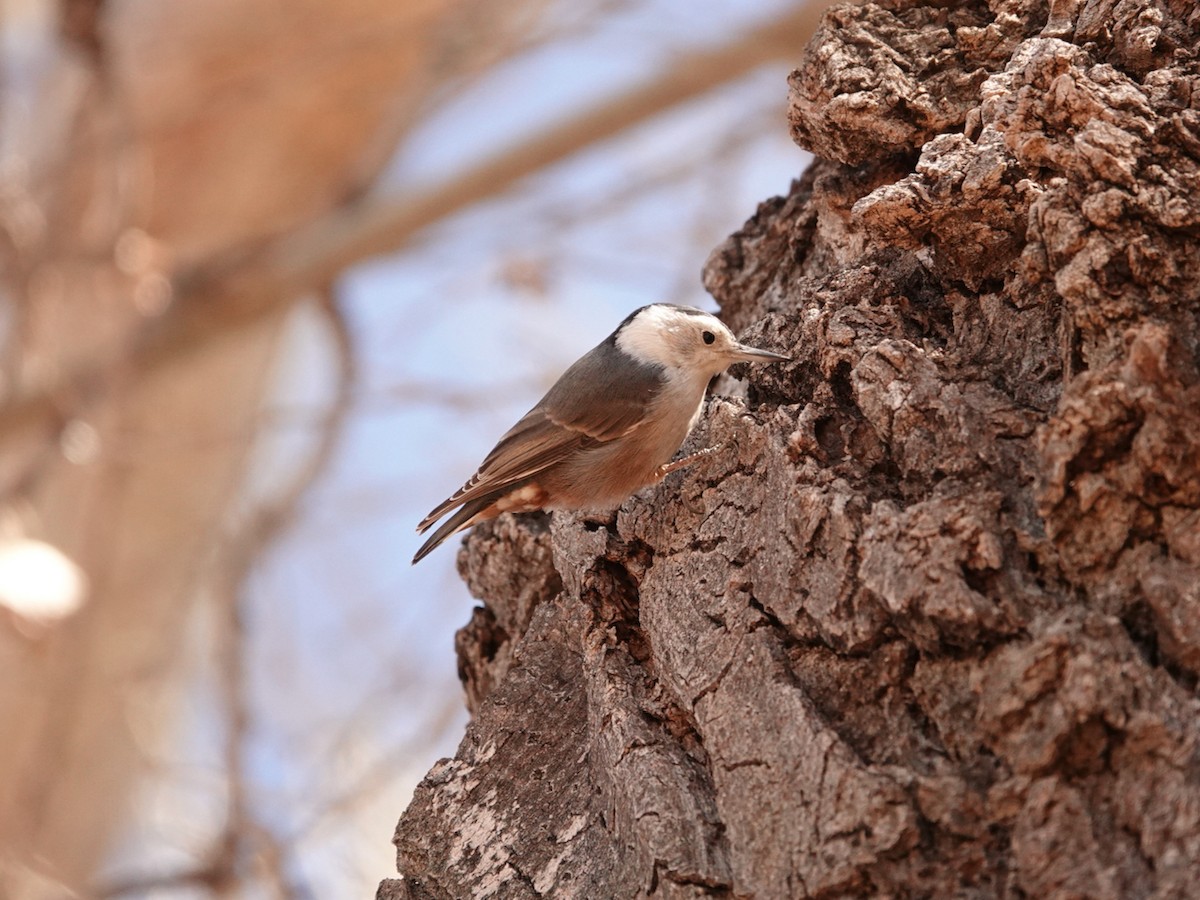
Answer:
0;4;820;450
93;290;355;899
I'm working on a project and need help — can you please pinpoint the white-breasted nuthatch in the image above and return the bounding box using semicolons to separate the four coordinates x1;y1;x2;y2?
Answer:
413;303;789;563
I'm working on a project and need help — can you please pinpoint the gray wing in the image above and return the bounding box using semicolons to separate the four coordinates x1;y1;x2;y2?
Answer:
538;337;665;438
417;341;664;533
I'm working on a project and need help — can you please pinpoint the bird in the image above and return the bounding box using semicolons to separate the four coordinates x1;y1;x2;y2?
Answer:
412;303;789;563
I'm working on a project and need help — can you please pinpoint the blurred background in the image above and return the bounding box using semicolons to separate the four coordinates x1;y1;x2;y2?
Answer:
0;0;819;896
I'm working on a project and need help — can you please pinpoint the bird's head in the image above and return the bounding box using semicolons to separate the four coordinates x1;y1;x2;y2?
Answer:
615;304;789;379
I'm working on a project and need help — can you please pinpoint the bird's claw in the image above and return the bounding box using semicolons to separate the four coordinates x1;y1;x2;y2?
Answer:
656;445;720;479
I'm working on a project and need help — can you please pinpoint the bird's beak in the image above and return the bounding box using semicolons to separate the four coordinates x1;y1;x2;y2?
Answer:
729;342;791;363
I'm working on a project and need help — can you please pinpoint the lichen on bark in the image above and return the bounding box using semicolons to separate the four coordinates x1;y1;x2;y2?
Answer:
383;1;1200;896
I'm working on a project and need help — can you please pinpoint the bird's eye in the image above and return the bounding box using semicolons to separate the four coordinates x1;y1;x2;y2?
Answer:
702;330;715;345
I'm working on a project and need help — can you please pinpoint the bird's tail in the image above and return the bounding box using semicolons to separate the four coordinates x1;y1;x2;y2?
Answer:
412;498;490;564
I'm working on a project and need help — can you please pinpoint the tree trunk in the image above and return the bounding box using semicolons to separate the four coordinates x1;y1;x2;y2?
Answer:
384;0;1200;896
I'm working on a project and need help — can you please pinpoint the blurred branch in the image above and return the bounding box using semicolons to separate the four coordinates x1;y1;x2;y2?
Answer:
94;290;354;899
314;41;790;252
97;865;231;898
170;4;819;313
206;288;354;898
0;3;820;446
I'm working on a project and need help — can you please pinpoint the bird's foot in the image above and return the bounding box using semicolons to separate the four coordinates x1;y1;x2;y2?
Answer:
656;445;720;479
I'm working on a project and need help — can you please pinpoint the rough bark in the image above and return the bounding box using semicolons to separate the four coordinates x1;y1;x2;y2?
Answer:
387;0;1200;896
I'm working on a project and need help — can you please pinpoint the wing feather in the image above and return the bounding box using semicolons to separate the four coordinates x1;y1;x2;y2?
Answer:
417;339;665;534
416;410;590;532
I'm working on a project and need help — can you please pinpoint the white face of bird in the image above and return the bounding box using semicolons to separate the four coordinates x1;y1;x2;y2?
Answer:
615;304;789;378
